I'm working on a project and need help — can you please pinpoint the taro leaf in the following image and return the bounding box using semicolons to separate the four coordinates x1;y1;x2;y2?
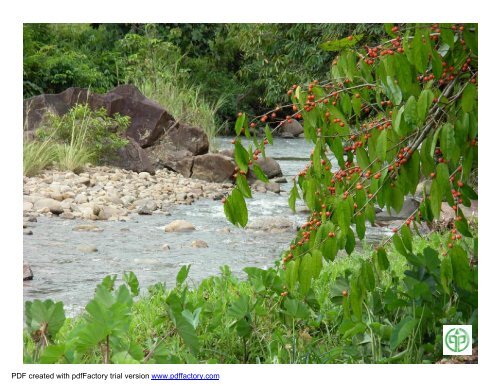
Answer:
25;299;66;339
283;298;310;319
123;271;139;297
390;317;418;350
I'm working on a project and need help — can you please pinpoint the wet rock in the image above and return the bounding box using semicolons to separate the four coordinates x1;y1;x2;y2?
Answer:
33;198;63;215
72;225;104;232
60;212;75;219
247;216;295;232
23;262;33;281
191;240;208;248
265;182;281;194
279;119;304;137
109;137;155;174
164;220;196;232
23;201;33;212
272;177;287;184
77;245;98;253
134;199;158;214
161;243;171;251
253;157;282;179
23;229;33;235
98;206;127;220
191;154;235;183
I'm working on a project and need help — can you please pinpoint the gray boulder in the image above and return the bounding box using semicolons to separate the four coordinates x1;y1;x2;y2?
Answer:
23;262;33;281
191;154;235;183
279;119;304;137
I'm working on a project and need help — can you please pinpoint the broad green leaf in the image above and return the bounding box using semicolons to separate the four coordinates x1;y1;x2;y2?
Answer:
386;76;402;105
356;146;370;171
234;113;247;136
234;142;249;172
376;247;390;271
440;255;453;295
299;253;313;295
392;233;408;257
450;246;472;291
400;224;413;252
462;83;477;113
123;271;139;296
320;34;364;51
236;174;252;198
25;300;66;338
417;89;434;124
252;163;269;182
403;96;417;128
283;298;310;319
390;317;418;350
176;264;191;287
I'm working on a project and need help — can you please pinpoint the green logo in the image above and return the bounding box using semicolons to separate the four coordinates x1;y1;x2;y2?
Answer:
445;327;471;353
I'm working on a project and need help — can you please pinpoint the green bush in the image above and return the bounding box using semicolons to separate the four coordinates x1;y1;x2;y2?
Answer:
37;104;129;164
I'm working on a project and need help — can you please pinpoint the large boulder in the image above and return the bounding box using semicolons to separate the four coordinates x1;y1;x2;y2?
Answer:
191;154;235;183
146;145;194;177
162;123;209;155
108;137;154;174
24;85;175;148
247;216;295;232
254;157;283;179
279;119;304;137
164;220;196;232
33;198;64;215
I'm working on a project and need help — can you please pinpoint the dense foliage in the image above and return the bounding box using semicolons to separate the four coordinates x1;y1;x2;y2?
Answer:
23;23;386;128
24;233;475;364
23;23;478;364
223;22;478;360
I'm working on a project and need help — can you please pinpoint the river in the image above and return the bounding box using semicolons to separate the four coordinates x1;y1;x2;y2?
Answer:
23;137;391;315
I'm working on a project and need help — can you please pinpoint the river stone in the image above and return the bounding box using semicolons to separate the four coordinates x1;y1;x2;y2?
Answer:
23;201;33;212
247;216;295;232
279;119;304;137
77;245;98;253
415;180;432;197
164;220;196;232
161;243;171;251
253;157;283;179
134;199;157;214
23;229;33;235
191;154;235;183
265;182;281;194
98;206;127;220
72;225;104;232
74;193;88;204
376;197;420;223
60;211;75;219
191;240;209;248
33;198;63;215
23;262;33;281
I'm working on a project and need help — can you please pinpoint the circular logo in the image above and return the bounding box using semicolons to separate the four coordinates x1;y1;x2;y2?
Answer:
445;328;471;353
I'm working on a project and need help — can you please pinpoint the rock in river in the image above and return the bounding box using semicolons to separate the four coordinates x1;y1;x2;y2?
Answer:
164;220;196;232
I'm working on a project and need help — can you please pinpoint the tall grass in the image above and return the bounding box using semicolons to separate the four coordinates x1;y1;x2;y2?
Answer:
128;63;227;151
23;140;57;177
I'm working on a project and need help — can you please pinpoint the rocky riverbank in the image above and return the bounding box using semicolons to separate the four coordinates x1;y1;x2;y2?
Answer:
23;166;232;223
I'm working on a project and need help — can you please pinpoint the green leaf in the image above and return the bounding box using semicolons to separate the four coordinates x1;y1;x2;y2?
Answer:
386;76;402;105
355;213;366;240
283;298;310;319
320;34;364;51
376;130;387;162
228;294;250;320
400;224;413;253
431;51;443;80
234;141;249;172
264;124;274;145
236;174;252;198
299;254;314;295
361;261;375;291
392;233;408;257
403;96;417;128
376;247;390;271
440;255;453;295
173;312;200;354
40;344;67;364
285;259;299;289
25;300;66;339
417;89;434;124
224;188;248;227
440;123;457;163
430;179;442;219
393;107;405;136
356;146;370;171
123;271;139;296
345;227;356;255
176;264;191;286
390;317;418;350
462;83;477;113
352;94;362;115
349;276;363;320
252;163;269;183
288;180;298;213
234;113;247;136
450;245;472;291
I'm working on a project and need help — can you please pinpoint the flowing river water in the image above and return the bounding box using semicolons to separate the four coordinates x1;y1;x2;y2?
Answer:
23;137;392;315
